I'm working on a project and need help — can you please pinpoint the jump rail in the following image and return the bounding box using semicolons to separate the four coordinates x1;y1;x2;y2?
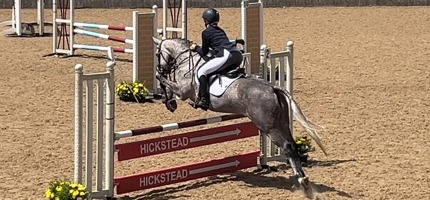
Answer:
115;113;245;139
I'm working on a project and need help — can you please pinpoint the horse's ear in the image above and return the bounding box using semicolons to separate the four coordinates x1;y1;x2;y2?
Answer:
152;37;161;45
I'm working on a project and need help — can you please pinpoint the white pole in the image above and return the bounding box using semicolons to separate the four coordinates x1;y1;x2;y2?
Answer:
85;80;94;194
241;0;248;53
52;0;57;53
286;41;294;143
132;11;138;82
181;0;187;39
12;5;16;31
15;0;22;36
287;41;294;97
37;0;44;35
70;0;75;55
105;61;116;198
74;64;84;184
152;7;160;94
259;0;264;45
163;0;167;38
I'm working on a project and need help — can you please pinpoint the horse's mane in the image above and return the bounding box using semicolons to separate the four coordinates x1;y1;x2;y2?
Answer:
164;38;193;50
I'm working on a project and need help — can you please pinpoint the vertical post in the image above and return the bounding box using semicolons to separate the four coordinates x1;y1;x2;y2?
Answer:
96;80;104;192
286;41;294;139
241;0;248;53
85;81;94;193
132;11;138;82
286;41;294;96
105;61;116;198
258;0;264;45
74;64;84;184
12;5;16;31
15;0;22;36
181;0;187;39
152;7;159;94
52;0;57;53
162;0;167;38
259;44;269;80
37;0;44;35
69;0;75;55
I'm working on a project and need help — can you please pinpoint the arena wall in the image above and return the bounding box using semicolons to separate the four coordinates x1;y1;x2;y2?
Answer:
1;0;429;8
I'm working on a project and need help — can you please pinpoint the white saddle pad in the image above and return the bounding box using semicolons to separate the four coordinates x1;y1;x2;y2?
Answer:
209;75;244;97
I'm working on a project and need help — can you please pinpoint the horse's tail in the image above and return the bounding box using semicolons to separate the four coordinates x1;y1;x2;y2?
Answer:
274;86;328;156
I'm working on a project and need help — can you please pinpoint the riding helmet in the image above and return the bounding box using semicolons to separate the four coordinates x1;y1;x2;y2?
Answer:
202;8;220;24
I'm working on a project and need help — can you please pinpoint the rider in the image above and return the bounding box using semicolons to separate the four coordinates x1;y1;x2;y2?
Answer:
190;8;243;111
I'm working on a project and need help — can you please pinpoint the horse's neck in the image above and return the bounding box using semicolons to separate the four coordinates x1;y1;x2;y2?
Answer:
176;52;204;80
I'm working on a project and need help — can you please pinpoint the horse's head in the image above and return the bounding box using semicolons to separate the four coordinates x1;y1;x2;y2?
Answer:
152;37;194;113
152;37;193;76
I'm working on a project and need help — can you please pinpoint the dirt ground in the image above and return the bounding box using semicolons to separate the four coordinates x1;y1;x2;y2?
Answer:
0;6;429;200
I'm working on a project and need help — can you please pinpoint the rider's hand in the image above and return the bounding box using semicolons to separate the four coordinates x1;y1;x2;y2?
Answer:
190;43;198;51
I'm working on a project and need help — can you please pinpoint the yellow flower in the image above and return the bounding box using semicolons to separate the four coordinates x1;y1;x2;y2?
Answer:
133;87;139;94
72;190;79;198
70;189;75;194
50;193;55;198
55;197;60;200
80;191;86;196
138;83;144;87
78;184;86;191
44;190;52;198
56;186;62;192
70;183;78;188
296;140;302;145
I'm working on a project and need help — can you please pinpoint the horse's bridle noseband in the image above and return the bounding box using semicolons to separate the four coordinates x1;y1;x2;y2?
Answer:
155;39;193;79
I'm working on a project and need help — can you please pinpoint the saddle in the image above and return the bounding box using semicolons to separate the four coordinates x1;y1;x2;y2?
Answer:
208;66;246;85
204;62;247;99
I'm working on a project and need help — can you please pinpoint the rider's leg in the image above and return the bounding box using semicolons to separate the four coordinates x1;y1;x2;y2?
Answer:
196;49;231;110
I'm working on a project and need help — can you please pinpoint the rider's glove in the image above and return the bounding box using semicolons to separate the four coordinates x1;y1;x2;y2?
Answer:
190;43;198;51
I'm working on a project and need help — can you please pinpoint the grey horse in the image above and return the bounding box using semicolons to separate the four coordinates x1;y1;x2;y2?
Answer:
152;37;328;194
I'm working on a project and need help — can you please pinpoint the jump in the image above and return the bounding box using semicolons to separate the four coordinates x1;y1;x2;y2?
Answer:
152;8;328;195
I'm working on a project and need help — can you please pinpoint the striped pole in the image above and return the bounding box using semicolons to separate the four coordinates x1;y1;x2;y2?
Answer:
74;29;134;44
73;44;133;54
115;114;247;139
74;22;133;31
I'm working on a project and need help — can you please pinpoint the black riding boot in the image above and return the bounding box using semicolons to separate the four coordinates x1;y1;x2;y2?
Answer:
195;75;210;111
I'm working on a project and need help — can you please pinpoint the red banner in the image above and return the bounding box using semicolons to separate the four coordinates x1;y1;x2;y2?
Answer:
114;151;260;194
115;122;259;161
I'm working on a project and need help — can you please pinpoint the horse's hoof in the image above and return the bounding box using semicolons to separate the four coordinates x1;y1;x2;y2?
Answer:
166;99;177;112
298;177;309;189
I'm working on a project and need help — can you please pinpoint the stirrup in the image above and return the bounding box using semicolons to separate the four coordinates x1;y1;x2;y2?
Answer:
194;97;209;110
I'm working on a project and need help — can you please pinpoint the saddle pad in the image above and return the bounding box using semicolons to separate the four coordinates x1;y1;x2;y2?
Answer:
209;75;244;97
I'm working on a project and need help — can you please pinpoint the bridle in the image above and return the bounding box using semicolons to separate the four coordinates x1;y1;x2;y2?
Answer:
155;39;197;80
154;39;203;112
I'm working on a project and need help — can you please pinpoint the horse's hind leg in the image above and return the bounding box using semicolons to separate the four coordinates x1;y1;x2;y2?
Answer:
265;129;309;188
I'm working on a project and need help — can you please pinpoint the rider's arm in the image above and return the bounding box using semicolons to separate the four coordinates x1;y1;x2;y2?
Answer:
196;30;210;57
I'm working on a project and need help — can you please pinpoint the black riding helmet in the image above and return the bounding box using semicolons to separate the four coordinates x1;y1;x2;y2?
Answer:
202;8;220;25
